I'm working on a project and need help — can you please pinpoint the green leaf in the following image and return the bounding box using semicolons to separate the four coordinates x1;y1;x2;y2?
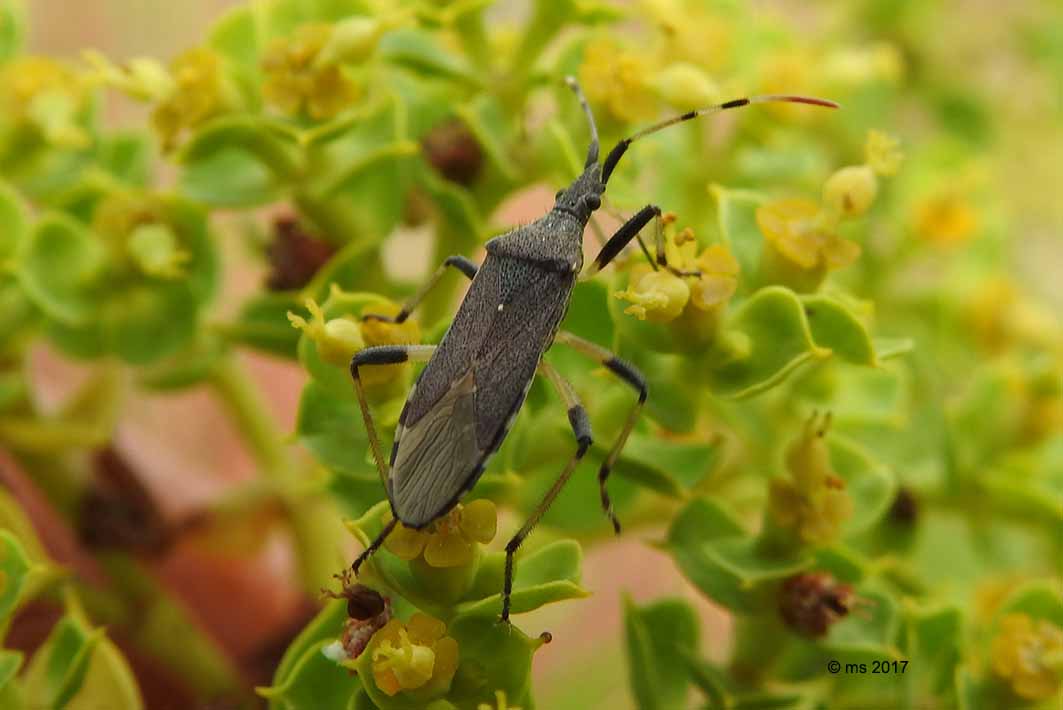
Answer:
0;530;33;624
707;286;830;398
455;540;589;619
16;213;107;324
378;29;480;85
624;596;699;710
260;601;361;710
905;604;963;699
208;5;261;70
829;436;897;535
601;432;722;498
0;179;28;258
223;292;304;359
800;294;875;365
0;0;25;62
0;650;22;692
21;615;102;709
178;117;299;207
66;636;144;710
667;498;810;613
998;580;1063;627
711;184;765;294
445;616;542;709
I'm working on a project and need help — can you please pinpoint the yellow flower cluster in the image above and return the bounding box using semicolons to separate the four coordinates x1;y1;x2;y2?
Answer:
990;613;1063;701
370;613;459;697
151;48;234;152
757;130;901;290
0;56;89;147
384;500;497;568
579;38;658;123
261;23;357;120
615;214;739;327
768;413;853;545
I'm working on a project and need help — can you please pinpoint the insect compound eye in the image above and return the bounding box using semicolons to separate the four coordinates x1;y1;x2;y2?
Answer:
583;194;601;211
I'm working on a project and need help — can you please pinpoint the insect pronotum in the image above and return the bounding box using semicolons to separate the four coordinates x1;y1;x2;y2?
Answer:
349;77;837;621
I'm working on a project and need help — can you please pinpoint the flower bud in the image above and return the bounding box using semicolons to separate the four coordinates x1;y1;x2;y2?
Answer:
314;16;388;68
865;130;903;176
823;165;878;219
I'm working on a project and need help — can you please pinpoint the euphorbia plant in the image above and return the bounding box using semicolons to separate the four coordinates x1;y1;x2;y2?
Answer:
0;0;1060;709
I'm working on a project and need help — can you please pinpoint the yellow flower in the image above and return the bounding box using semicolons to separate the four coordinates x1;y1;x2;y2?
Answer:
384;500;497;568
288;298;365;368
261;23;358;120
914;191;977;246
991;613;1063;701
865;130;903;177
768;413;853;545
370;614;459;697
579;38;658;123
151;47;232;152
0;56;89;147
642;0;730;71
757;198;860;272
615;267;690;322
616;215;739;325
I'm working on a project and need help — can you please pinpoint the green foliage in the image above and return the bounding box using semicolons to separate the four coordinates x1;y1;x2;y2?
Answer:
0;0;1059;708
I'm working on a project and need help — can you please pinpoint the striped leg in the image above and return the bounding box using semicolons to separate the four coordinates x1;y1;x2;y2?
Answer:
363;255;478;324
501;360;593;622
349;344;436;575
553;331;647;534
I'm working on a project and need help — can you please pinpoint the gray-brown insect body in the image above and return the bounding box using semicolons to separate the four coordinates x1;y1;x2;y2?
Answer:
389;166;603;528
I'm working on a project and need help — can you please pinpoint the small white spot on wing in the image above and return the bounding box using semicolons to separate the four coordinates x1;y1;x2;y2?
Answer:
497;303;504;312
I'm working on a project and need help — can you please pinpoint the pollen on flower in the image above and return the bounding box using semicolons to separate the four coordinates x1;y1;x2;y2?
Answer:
615;268;691;322
768;412;853;545
370;614;459;697
990;613;1063;701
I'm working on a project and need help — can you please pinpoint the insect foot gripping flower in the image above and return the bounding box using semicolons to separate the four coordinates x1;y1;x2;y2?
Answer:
364;614;460;702
151;47;239;152
384;500;498;604
766;412;853;546
0;56;89;148
779;572;859;638
990;613;1063;701
614;215;739;352
261;23;357;120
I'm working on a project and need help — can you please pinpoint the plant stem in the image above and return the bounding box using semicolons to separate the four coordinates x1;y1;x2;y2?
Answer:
208;352;293;483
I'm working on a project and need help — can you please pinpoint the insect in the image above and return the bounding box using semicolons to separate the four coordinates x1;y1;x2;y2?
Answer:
349;77;837;621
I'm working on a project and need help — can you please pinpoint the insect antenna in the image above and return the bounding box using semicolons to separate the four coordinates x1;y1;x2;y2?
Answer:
565;76;600;167
600;94;839;184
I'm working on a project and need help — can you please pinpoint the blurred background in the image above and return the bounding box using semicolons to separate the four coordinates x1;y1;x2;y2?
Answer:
5;1;1062;709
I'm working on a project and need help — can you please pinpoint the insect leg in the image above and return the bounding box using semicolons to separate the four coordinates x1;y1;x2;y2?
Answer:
586;205;700;278
363;255;478;324
500;360;593;622
553;331;647;534
350;345;437;487
352;516;397;575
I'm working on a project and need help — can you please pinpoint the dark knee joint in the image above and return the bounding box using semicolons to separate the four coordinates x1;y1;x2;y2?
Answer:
350;346;410;378
604;357;648;403
567;405;593;456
